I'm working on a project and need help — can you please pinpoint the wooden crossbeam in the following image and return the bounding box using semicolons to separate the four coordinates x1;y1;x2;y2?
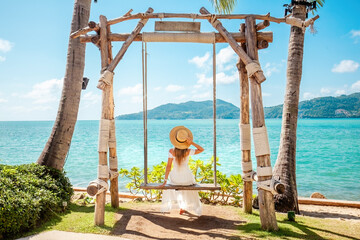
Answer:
80;32;273;44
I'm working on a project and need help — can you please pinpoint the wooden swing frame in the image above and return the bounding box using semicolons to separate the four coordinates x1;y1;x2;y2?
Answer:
71;6;319;229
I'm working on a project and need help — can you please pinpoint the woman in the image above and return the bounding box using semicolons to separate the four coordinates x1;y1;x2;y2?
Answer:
160;126;204;216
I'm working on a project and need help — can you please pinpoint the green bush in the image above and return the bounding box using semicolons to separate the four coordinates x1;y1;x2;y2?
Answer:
0;163;73;238
119;157;243;206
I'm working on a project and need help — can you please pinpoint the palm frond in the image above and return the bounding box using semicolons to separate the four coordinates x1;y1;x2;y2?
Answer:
209;0;237;14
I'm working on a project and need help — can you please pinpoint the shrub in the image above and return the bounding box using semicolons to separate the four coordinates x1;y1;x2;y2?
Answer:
119;157;243;206
0;163;73;238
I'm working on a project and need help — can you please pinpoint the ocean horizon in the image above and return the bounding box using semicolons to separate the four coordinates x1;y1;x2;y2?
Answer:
1;119;359;201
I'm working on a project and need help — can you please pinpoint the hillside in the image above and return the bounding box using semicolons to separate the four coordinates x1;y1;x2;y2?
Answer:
116;99;239;120
116;93;360;119
264;92;360;118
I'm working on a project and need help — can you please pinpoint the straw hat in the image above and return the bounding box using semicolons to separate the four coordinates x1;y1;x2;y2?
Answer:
169;126;193;149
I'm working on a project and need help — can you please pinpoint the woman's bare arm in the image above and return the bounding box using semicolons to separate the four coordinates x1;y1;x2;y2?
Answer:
187;138;204;155
160;153;173;187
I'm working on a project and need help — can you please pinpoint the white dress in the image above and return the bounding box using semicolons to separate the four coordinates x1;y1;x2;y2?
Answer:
161;149;202;216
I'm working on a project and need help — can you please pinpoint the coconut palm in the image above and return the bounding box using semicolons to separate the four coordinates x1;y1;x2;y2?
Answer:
273;0;324;213
209;0;237;14
37;0;92;170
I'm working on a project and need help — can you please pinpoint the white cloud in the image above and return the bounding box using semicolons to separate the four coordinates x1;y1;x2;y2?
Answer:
24;78;63;104
351;30;360;37
320;88;331;95
351;80;360;92
264;62;281;77
0;39;13;52
0;98;8;103
11;105;52;113
303;92;318;100
194;91;211;99
176;94;187;100
335;89;346;95
196;72;237;86
196;73;212;86
351;30;360;43
165;84;185;92
154;86;162;91
119;84;142;95
0;56;5;62
217;46;236;71
188;52;210;68
216;72;237;84
131;96;142;103
82;91;100;104
332;60;359;73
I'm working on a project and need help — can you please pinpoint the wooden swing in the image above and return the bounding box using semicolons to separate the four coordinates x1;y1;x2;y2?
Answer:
139;30;221;191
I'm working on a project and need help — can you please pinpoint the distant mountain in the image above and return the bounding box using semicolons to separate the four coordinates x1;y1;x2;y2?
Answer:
116;99;239;120
116;93;360;119
264;92;360;118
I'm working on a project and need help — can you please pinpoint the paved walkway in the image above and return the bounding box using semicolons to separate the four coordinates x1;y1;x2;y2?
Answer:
17;230;129;240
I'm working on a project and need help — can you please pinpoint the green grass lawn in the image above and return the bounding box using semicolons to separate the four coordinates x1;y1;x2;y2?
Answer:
21;202;360;240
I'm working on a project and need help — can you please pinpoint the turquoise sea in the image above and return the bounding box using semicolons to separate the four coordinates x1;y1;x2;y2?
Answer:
0;119;359;201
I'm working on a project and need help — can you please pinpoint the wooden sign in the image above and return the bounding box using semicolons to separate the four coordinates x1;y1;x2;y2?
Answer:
155;21;200;32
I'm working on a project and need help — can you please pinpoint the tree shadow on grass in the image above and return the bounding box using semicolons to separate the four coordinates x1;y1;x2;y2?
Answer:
279;219;360;240
110;208;246;240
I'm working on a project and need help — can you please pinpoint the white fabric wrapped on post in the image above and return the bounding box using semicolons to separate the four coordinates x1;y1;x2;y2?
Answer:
98;164;109;179
256;166;273;177
97;70;114;90
243;171;256;182
239;123;251;150
245;61;263;79
108;119;116;148
98;119;110;152
89;179;109;195
257;178;278;195
109;156;118;169
252;126;271;156
285;17;305;32
242;161;253;172
109;170;119;180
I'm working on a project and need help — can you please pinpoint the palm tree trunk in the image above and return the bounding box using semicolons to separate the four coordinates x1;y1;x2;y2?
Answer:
273;0;306;213
37;0;91;170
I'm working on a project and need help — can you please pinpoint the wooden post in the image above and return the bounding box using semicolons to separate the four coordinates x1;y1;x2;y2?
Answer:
237;23;253;214
256;20;270;31
106;8;153;73
199;7;266;84
94;15;112;226
106;21;119;209
245;16;278;231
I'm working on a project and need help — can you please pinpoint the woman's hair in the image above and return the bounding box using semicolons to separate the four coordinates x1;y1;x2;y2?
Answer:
174;148;188;164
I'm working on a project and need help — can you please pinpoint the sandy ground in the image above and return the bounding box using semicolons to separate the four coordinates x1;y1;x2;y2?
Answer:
73;192;360;240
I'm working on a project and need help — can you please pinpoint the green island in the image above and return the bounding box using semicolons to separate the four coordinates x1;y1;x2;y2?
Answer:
116;92;360;120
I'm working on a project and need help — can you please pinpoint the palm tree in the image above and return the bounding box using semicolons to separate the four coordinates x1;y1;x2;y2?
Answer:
37;0;92;170
209;0;237;14
273;0;324;213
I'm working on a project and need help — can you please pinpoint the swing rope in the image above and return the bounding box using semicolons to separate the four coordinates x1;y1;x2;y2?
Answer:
212;40;217;187
141;36;219;189
142;40;148;185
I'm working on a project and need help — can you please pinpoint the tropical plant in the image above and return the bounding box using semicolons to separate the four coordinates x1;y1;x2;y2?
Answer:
209;0;237;14
37;0;92;170
119;157;243;206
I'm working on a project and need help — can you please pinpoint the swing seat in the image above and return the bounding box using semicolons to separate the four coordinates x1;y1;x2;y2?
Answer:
140;183;221;190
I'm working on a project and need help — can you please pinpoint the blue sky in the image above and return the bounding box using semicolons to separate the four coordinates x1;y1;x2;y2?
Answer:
0;0;359;121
